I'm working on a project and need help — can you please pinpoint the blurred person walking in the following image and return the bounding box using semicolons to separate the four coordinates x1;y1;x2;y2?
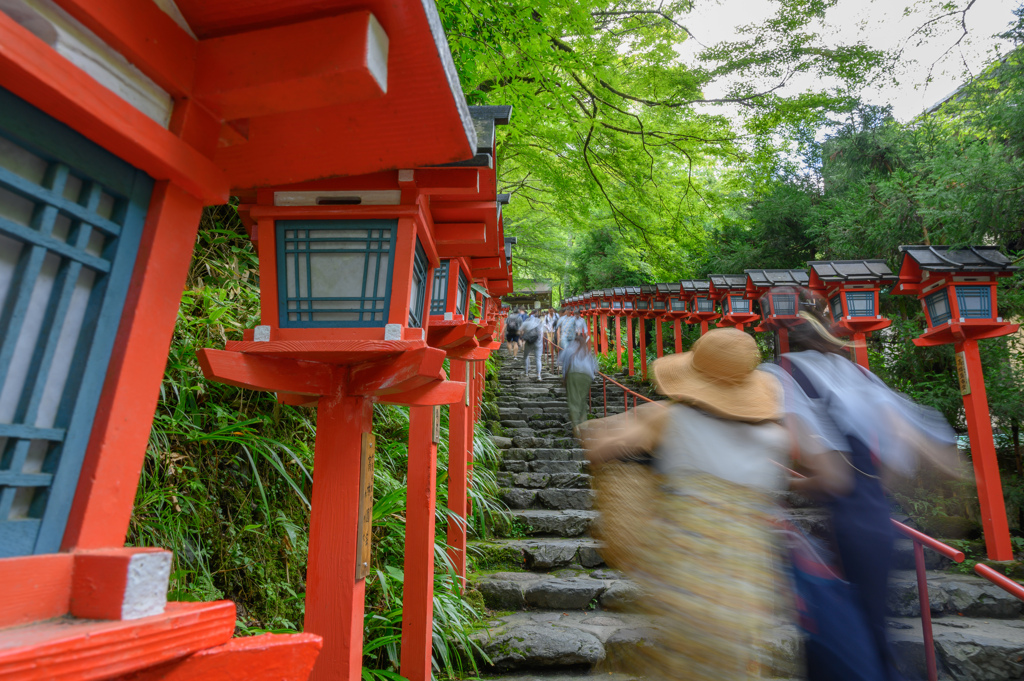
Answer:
559;315;595;437
763;290;960;681
586;328;800;680
505;307;524;358
520;311;543;380
543;308;559;362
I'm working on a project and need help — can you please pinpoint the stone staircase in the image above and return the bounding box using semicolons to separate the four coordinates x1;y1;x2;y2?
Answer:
467;348;1024;681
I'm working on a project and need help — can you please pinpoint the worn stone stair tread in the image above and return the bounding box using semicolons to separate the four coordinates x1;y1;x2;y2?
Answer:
509;509;598;537
476;537;606;570
887;570;1024;619
472;610;801;674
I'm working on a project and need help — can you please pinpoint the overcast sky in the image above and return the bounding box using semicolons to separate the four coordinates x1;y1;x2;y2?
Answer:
680;0;1020;121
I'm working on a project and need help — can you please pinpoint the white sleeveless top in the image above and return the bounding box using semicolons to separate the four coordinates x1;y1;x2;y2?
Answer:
653;403;789;492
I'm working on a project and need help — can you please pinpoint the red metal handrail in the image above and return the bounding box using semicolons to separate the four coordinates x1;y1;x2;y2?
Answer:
974;563;1024;601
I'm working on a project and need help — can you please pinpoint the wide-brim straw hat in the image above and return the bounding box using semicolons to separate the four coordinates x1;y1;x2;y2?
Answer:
651;328;781;422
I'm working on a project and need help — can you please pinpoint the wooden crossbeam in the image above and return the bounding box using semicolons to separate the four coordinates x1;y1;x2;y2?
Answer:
196;349;333;395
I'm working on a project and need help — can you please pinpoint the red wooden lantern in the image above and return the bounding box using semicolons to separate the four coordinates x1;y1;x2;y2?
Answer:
199;171;469;681
807;260;896;368
597;288;614;356
709;274;760;331
893;245;1019;561
681;279;720;335
745;269;809;354
660;283;688;353
652;284;672;357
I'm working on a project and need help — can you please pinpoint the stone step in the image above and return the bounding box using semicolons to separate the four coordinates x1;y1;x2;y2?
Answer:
502;459;588;474
472;610;801;676
498;472;593;490
508;510;599;537
474;537;605;570
503;447;587;462
502;488;596;511
474;568;638;611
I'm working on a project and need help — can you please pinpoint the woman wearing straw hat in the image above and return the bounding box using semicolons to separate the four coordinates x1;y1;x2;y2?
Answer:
586;328;843;681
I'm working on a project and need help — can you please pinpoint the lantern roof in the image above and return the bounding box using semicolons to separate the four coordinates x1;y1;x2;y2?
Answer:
613;287;625;296
680;279;711;293
745;269;809;288
808;260;897;283
176;0;482;189
897;245;1018;273
640;284;656;295
708;274;747;291
655;283;675;295
624;286;640;295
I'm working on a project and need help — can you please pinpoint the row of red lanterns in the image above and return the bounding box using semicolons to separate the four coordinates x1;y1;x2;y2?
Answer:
561;247;1020;563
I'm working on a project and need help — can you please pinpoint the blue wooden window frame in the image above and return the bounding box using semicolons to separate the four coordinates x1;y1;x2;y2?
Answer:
455;269;468;317
729;295;749;314
0;88;152;556
276;219;396;328
671;298;686;311
600;301;611;308
829;294;843;322
772;293;797;317
845;291;875;317
636;300;648;310
925;290;952;327
408;239;428;328
430;260;449;315
695;297;714;313
955;286;991;319
653;300;666;310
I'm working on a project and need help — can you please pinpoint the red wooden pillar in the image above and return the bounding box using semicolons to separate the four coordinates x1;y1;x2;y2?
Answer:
778;328;791;355
639;320;648;381
625;316;635;377
401;406;439;681
614;316;623;370
850;332;869;368
655;317;664;358
700;321;709;336
306;388;372;681
600;315;609;355
673;320;683;354
956;339;1014;561
446;360;470;587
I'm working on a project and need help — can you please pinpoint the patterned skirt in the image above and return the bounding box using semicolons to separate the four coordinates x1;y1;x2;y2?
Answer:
625;472;790;681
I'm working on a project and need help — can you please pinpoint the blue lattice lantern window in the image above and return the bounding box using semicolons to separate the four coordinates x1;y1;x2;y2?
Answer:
243;175;445;343
771;293;797;316
277;220;397;328
829;294;842;322
924;289;952;327
728;295;750;314
670;297;687;312
694;296;715;313
845;290;875;317
428;258;471;320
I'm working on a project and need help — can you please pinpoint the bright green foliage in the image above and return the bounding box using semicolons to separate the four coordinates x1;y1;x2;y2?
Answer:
437;0;886;285
130;206;512;676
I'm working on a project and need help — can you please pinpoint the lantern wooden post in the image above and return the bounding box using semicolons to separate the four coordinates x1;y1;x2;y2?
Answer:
305;387;372;681
401;405;439;681
655;320;664;358
614;314;623;370
625;315;635;376
894;245;1019;561
955;338;1012;561
674;320;683;353
638;319;648;381
446;359;470;584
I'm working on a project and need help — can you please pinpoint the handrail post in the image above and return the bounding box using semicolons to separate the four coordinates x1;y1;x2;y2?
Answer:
914;540;938;681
